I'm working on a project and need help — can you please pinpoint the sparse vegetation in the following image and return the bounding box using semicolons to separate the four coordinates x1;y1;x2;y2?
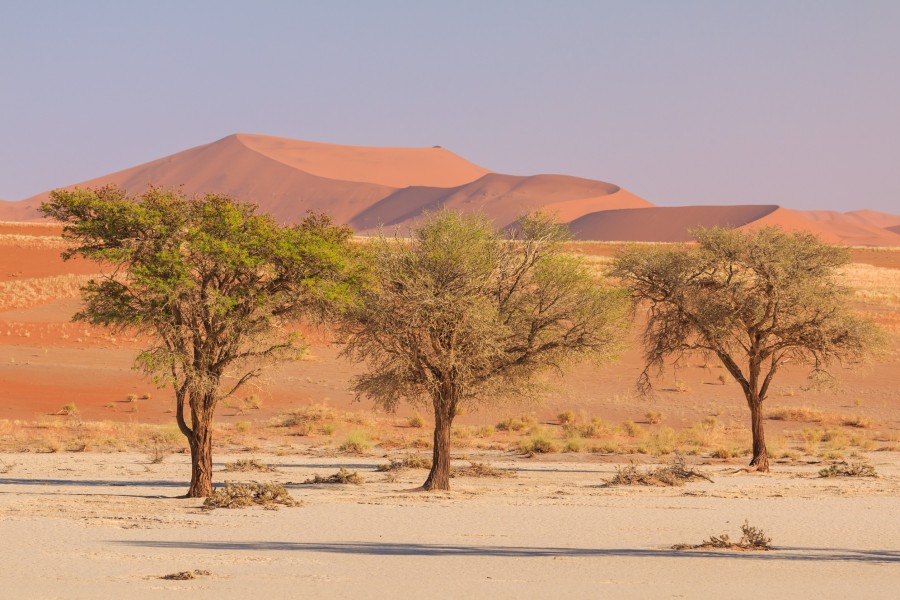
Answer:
203;482;299;509
673;520;772;551
407;414;425;428
452;461;514;478
160;570;211;581
303;467;364;485
224;458;276;473
818;461;877;478
376;454;433;471
339;431;371;454
645;411;663;424
606;455;712;487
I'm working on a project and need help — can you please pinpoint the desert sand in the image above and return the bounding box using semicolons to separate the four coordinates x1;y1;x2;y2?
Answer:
1;200;899;600
2;133;897;246
0;451;898;599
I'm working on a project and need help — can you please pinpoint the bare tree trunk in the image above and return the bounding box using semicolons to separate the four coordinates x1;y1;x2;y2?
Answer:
423;404;452;491
747;395;769;472
186;413;214;497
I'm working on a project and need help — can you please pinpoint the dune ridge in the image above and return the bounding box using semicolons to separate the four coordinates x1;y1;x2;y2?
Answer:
0;133;897;245
568;205;780;242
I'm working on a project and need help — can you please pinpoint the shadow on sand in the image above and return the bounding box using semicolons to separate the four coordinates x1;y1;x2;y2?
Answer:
112;540;900;564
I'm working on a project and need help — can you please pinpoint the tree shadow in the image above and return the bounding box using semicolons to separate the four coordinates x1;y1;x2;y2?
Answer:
113;540;900;563
0;477;185;488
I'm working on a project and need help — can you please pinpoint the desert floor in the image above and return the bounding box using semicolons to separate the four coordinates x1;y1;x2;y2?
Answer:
0;451;898;599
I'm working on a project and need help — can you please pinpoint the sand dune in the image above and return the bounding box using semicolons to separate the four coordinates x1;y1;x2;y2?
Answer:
568;205;780;242
1;133;897;245
350;173;648;232
236;133;489;188
745;207;900;246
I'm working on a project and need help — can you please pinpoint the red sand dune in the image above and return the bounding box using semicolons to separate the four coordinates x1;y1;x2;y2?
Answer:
0;133;898;245
744;207;900;246
568;205;780;242
349;173;650;232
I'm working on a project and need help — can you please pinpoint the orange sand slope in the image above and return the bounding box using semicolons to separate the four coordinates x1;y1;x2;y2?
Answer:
568;205;780;242
0;133;898;245
350;173;650;232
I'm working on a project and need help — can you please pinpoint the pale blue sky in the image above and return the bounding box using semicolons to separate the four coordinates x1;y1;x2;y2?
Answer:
1;1;898;211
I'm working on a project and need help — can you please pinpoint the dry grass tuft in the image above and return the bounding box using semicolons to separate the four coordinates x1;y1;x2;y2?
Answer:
452;461;514;478
203;482;299;509
376;454;432;471
303;466;364;485
818;461;877;478
673;520;772;551
224;458;276;473
606;455;712;487
160;570;211;581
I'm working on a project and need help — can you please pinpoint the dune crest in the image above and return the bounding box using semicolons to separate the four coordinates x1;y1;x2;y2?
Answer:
235;133;489;188
0;133;897;245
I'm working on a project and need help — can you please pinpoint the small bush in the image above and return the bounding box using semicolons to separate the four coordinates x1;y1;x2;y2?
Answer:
407;414;425;428
557;410;577;425
243;395;262;410
60;403;78;416
224;458;275;473
768;406;822;422
496;415;535;432
841;416;871;428
452;461;514;478
620;420;644;438
376;454;432;471
320;423;336;436
275;404;337;428
563;436;584;453
674;520;772;551
161;570;211;580
303;466;364;485
645;411;663;424
339;431;371;453
818;461;877;478
607;455;712;487
519;429;557;455
203;482;299;509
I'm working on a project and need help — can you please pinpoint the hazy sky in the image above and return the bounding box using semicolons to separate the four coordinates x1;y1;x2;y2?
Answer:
1;1;898;211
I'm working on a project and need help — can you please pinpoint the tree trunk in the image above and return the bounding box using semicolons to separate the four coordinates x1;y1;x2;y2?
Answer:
747;396;769;472
186;416;214;497
423;405;453;491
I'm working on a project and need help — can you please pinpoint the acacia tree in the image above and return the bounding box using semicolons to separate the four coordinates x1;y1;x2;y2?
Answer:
342;211;629;490
612;227;880;472
41;186;362;497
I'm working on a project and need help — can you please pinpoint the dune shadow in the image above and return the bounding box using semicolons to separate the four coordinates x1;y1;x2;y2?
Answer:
112;540;900;563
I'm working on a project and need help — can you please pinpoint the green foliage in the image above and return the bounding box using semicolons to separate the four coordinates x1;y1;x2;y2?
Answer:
41;186;363;495
613;226;883;470
343;210;629;414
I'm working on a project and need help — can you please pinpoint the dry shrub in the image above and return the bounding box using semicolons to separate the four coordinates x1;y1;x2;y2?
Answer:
203;482;299;509
452;461;514;478
519;429;557;455
674;520;772;551
339;431;370;453
376;454;432;471
606;455;712;487
407;414;425;428
224;458;276;473
274;404;337;428
768;406;823;422
557;410;577;425
818;461;877;478
495;415;535;432
303;466;364;485
645;411;663;424
160;570;211;580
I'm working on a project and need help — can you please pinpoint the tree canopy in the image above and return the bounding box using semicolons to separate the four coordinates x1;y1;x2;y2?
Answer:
612;226;881;471
41;186;364;496
342;211;629;489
